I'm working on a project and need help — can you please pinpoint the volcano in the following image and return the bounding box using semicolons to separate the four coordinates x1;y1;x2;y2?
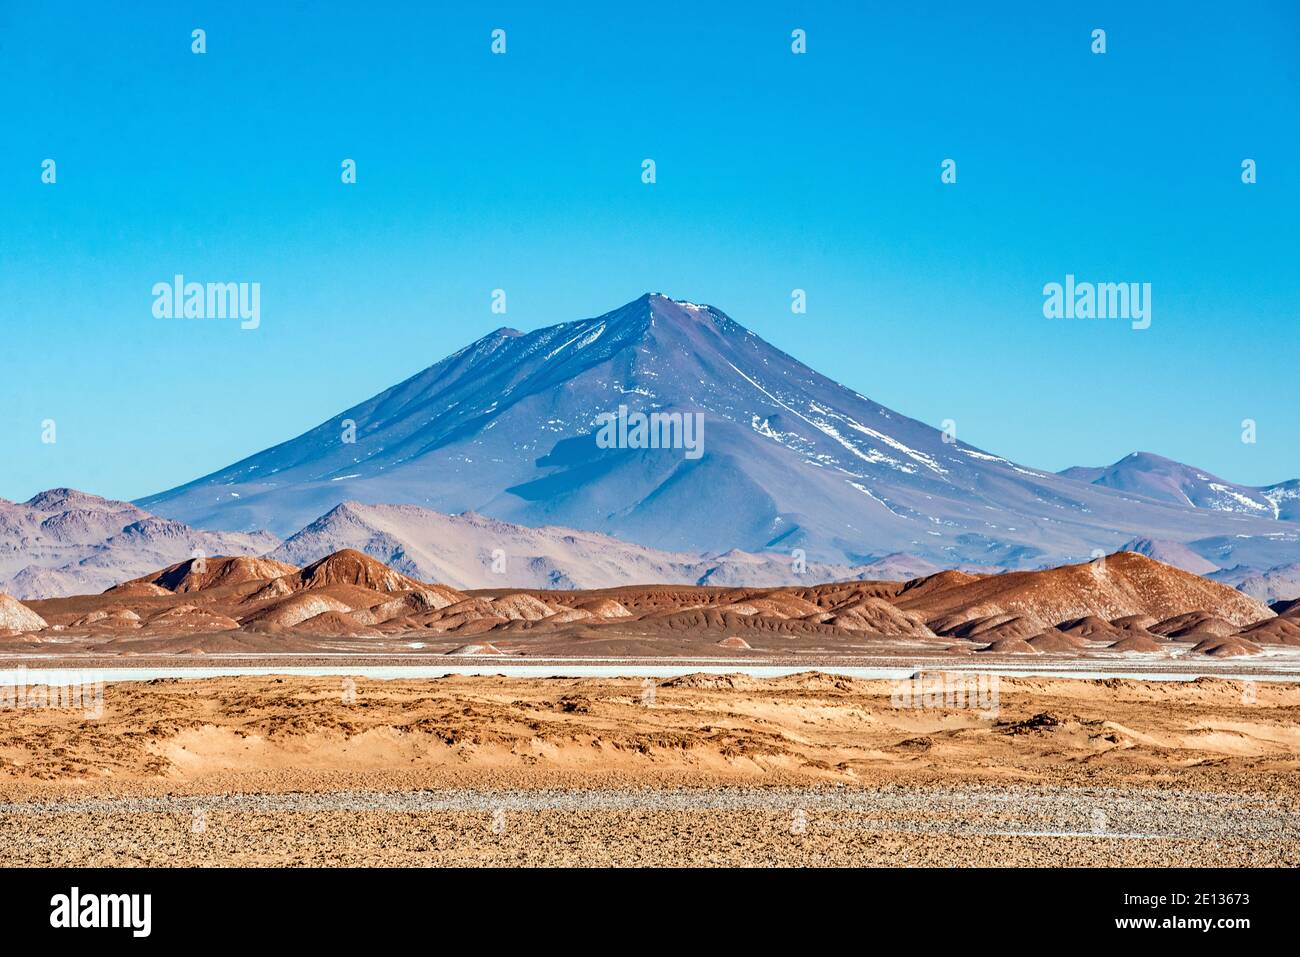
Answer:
138;294;1299;569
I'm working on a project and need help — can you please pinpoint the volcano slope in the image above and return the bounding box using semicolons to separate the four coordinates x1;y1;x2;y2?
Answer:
3;549;1290;663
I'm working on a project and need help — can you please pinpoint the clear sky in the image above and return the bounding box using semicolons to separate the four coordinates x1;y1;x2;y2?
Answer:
2;1;1298;503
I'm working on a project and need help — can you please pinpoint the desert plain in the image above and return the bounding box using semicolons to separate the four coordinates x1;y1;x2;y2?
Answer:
0;671;1296;867
1;548;1298;866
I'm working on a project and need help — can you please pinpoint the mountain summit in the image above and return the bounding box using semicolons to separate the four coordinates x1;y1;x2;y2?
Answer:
139;294;1298;569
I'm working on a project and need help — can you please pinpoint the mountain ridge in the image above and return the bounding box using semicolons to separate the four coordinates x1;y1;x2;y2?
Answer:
1060;451;1299;520
10;548;1283;659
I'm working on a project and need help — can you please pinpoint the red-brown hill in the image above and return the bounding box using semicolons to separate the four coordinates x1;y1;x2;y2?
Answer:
894;552;1271;630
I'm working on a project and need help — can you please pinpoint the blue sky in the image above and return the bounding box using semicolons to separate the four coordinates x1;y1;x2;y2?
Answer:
2;0;1298;503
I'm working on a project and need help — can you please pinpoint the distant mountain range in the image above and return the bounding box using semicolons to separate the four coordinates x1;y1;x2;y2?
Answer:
0;489;278;599
268;500;943;591
133;293;1300;572
1211;563;1300;605
1060;451;1300;521
0;490;941;599
5;484;1299;604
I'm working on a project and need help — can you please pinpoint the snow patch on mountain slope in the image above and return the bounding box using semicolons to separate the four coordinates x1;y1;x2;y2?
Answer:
1207;483;1270;513
725;362;909;473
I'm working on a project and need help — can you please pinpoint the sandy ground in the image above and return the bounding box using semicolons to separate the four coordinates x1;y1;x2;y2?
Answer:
0;672;1297;866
